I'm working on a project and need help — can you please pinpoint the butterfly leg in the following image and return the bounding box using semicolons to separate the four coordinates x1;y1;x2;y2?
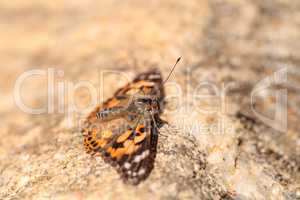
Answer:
155;117;168;128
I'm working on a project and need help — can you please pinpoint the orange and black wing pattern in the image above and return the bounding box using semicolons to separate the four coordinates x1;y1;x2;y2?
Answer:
82;69;164;184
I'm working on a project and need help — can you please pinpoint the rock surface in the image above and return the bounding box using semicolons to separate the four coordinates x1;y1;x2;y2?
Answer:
0;0;300;200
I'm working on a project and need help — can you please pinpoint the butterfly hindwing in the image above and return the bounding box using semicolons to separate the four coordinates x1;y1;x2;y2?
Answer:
109;118;157;184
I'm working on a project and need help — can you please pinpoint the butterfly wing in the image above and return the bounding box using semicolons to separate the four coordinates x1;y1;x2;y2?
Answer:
82;95;130;154
83;112;158;184
82;69;164;184
115;68;164;101
107;116;158;184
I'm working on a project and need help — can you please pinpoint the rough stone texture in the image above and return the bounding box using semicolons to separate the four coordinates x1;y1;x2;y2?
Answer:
0;0;300;200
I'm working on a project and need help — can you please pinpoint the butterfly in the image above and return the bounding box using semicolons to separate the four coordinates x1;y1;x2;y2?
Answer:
82;58;181;185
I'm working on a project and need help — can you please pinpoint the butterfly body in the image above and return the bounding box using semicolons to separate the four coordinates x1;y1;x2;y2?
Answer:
82;69;165;184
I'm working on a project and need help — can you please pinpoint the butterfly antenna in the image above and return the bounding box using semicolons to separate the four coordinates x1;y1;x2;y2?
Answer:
163;57;181;84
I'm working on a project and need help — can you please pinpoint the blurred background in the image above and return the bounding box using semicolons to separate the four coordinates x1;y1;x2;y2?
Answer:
0;1;299;199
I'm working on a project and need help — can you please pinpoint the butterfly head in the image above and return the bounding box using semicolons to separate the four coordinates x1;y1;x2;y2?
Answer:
130;96;159;115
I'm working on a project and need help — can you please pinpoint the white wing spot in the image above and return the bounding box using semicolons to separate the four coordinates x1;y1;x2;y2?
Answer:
127;170;132;175
133;150;150;163
124;162;131;169
138;168;146;176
